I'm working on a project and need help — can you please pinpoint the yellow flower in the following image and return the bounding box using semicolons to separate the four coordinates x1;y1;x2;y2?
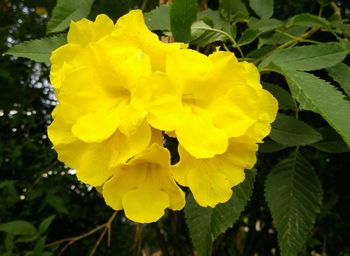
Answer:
147;49;276;159
50;14;115;90
50;10;184;90
159;50;278;208
48;10;184;188
170;76;278;207
172;140;257;207
103;143;185;223
48;8;278;222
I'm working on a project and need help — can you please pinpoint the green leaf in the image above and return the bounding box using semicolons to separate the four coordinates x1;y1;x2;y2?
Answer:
270;113;322;146
4;35;66;64
197;9;232;31
185;170;256;256
32;236;47;256
258;26;307;46
286;13;330;29
238;18;283;46
259;43;347;71
0;221;37;236
265;152;322;256
220;0;249;22
46;194;69;214
144;4;170;31
263;83;295;110
327;62;350;97
238;28;260;46
38;215;55;234
170;0;197;42
47;0;95;34
310;127;350;153
283;70;350;148
259;138;287;153
249;18;283;32
190;21;228;47
249;0;274;19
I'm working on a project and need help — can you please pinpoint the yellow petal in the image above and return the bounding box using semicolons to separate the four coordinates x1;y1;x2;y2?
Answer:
72;110;121;143
67;14;115;46
112;10;183;71
166;49;212;92
187;166;232;207
258;89;279;122
50;44;81;89
176;108;228;158
108;120;152;168
220;139;258;169
208;85;259;137
47;103;79;146
75;143;115;186
144;72;182;131
123;188;170;223
241;61;263;90
57;68;117;113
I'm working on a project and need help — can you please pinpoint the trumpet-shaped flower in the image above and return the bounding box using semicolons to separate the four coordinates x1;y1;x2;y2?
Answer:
147;49;274;159
103;143;185;223
171;85;278;207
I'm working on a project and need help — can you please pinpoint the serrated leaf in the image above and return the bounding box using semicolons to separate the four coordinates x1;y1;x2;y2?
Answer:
190;21;228;47
170;0;197;42
249;0;274;19
283;70;350;148
265;152;322;256
0;221;37;236
185;170;256;256
270;113;322;146
144;4;170;31
286;13;330;29
263;83;295;110
259;43;347;71
310;127;350;153
327;62;350;97
47;0;94;34
4;35;66;64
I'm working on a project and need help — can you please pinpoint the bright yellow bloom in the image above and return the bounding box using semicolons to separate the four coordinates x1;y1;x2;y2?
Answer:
147;49;276;159
103;143;185;223
50;10;184;90
171;89;278;207
48;8;278;222
172;140;257;207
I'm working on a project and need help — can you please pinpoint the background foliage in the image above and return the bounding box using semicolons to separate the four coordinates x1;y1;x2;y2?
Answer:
1;0;350;255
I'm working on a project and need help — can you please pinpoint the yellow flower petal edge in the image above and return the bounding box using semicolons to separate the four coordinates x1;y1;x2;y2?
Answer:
103;143;185;223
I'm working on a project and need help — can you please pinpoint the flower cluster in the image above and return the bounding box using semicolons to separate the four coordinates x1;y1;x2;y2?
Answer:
48;10;278;223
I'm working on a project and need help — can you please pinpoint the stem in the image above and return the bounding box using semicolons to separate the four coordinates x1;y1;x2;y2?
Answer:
196;26;244;57
45;212;117;256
